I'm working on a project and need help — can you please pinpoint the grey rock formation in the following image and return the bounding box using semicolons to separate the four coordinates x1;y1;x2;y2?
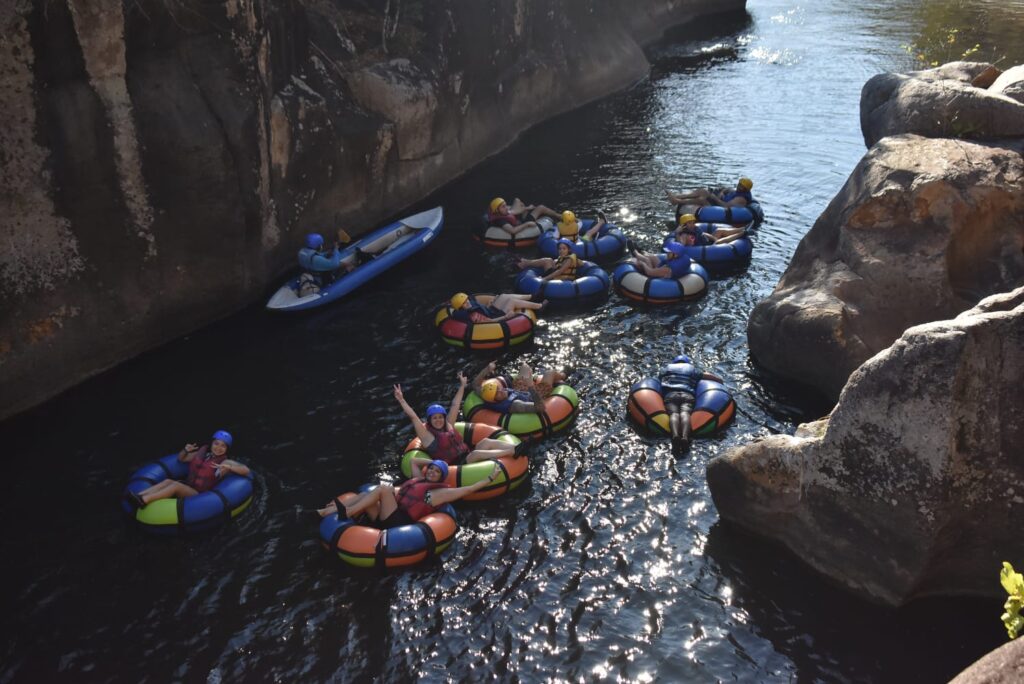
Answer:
747;134;1024;400
861;62;1024;147
712;287;1024;605
949;636;1024;684
0;0;742;419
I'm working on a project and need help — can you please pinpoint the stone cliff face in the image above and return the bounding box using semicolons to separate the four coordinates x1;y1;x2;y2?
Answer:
711;287;1024;605
748;62;1024;401
711;62;1024;606
0;0;740;419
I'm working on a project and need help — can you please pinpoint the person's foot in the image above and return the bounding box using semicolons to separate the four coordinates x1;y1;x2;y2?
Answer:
671;435;690;452
333;498;350;521
513;437;533;458
626;238;640;257
127;491;145;509
597;210;607;223
537;300;550;313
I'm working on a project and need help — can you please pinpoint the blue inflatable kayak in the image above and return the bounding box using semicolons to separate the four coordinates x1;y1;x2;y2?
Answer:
267;207;444;312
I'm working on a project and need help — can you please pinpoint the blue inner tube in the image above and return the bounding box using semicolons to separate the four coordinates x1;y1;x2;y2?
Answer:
661;233;753;266
537;221;627;261
677;201;764;227
611;261;709;304
122;454;255;534
514;261;610;301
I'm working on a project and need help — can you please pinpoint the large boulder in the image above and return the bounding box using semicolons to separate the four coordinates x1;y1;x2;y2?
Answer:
0;0;742;419
949;637;1024;684
711;288;1024;606
747;134;1024;400
861;62;1024;147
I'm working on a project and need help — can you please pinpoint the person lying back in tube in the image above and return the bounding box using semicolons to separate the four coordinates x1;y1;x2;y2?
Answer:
556;210;607;242
517;239;580;281
626;239;692;279
126;430;250;508
393;372;528;471
316;459;501;526
673;214;748;247
449;292;547;323
659;354;721;452
473;361;567;414
664;176;754;209
486;197;562;237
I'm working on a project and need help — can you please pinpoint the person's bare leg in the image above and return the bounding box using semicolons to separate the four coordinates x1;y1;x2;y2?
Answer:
141;481;198;505
530;204;561;220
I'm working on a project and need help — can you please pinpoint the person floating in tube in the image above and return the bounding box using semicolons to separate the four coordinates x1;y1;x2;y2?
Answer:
472;361;566;414
555;210;608;242
673;213;748;246
486;197;562;238
392;372;528;473
126;430;250;509
448;292;547;323
664;177;754;209
659;354;721;452
316;459;501;526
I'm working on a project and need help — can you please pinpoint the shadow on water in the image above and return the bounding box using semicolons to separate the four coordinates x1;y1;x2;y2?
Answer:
704;521;1004;683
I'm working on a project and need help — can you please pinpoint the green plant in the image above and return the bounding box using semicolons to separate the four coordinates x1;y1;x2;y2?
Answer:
1000;562;1024;639
902;27;980;67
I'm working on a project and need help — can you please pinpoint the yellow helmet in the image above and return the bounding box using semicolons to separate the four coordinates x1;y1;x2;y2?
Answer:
678;213;697;226
489;197;506;213
738;177;753;190
450;292;469;309
557;210;578;237
480;379;501;402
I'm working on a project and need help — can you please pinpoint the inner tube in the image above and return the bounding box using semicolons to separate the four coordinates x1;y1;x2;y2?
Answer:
676;201;764;227
463;378;580;439
627;376;735;437
661;231;753;266
612;261;709;305
400;422;526;501
121;454;254;534
318;486;458;569
514;261;610;302
434;294;537;350
474;215;543;248
537;220;627;261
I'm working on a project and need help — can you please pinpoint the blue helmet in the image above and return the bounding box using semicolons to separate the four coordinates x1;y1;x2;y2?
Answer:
212;430;233;447
672;354;692;364
425;404;447;418
429;459;449;480
557;238;575;251
304;233;325;250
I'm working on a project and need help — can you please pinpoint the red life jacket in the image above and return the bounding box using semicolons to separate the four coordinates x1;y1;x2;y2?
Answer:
426;423;469;463
396;478;448;520
488;211;519;227
186;445;226;492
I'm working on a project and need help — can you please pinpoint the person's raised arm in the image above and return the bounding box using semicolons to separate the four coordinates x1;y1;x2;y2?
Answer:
472;362;496;394
394;384;432;443
448;372;468;423
428;463;503;505
177;443;200;462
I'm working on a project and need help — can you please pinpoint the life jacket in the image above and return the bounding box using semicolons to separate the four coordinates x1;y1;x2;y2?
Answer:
484;388;531;413
721;189;752;204
298;246;341;273
396;478;448;520
488;211;519;227
659;362;702;396
426;422;469;463
469;300;504;318
186;445;227;493
552;254;579;280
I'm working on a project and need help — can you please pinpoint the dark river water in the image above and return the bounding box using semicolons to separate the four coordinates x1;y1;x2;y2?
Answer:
4;1;1023;682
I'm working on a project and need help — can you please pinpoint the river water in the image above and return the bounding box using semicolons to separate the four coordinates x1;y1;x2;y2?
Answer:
4;1;1023;681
